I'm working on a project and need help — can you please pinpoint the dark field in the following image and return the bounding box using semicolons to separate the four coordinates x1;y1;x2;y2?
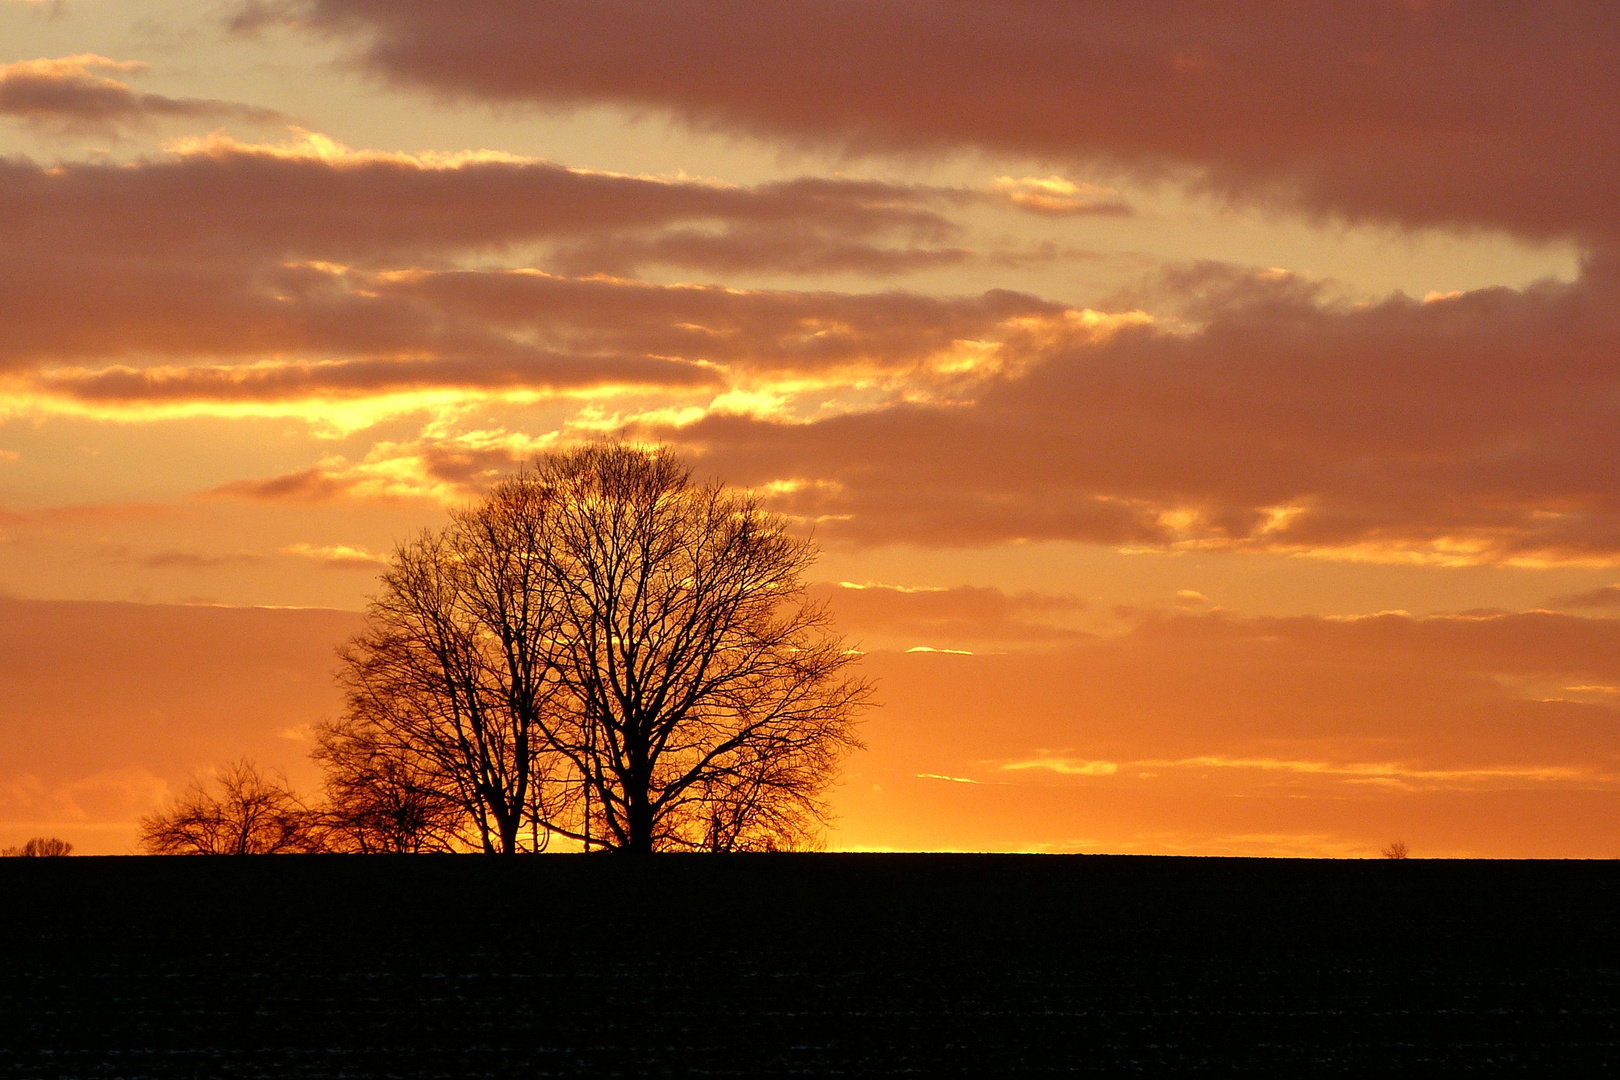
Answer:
3;855;1618;1076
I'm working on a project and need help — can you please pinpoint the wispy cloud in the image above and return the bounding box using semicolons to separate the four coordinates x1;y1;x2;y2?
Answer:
1001;755;1119;777
1549;585;1620;609
990;176;1130;216
0;54;287;133
280;542;387;569
916;772;1008;785
142;550;265;570
1130;755;1597;789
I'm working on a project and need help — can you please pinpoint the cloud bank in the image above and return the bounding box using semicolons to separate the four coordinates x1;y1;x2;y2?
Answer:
289;0;1620;240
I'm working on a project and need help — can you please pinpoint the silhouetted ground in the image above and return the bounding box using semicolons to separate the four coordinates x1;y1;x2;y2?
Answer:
2;854;1617;1075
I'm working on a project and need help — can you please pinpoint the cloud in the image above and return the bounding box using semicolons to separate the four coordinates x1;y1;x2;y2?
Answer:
0;54;287;133
548;225;970;279
0;257;1064;426
8;223;1620;566
812;581;1088;650
31;350;720;403
0;501;177;528
916;773;1007;785
4;119;1619;566
645;260;1620;565
0;766;170;828
281;542;388;569
0;137;1020;425
1122;754;1591;789
210;466;360;503
212;428;559;504
287;0;1620;241
141;549;265;569
1548;585;1620;610
0;133;964;274
54;248;1615;567
990;176;1131;217
1001;755;1120;776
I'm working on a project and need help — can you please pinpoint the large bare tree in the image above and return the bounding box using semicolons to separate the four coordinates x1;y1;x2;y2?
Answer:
532;445;868;853
322;444;868;853
335;478;568;854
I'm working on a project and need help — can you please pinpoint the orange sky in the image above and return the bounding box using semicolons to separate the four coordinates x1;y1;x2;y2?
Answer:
2;0;1617;856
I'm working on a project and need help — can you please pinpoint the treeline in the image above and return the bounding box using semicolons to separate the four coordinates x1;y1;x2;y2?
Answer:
140;446;869;856
2;837;72;857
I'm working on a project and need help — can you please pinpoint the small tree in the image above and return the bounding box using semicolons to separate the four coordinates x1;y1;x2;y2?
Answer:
2;837;73;857
1381;840;1410;860
140;759;317;855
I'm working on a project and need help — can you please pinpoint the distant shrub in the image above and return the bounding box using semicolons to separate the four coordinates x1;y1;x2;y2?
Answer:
1;837;74;857
1381;840;1410;860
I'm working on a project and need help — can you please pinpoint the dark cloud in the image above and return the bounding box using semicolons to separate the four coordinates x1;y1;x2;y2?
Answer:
37;350;720;402
0;146;961;270
4;101;1619;565
0;142;993;382
643;261;1620;563
286;0;1620;241
5;259;1047;395
209;468;359;503
384;271;1057;375
165;251;1620;565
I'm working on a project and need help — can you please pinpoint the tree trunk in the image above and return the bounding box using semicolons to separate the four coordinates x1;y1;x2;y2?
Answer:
499;818;521;853
626;776;655;853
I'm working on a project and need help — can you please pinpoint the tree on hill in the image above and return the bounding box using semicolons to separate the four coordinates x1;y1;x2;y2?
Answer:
139;759;318;855
323;444;869;853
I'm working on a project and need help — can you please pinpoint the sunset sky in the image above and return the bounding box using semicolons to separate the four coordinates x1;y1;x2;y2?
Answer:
3;0;1618;857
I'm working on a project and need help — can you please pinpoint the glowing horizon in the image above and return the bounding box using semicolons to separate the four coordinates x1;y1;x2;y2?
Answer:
3;0;1618;858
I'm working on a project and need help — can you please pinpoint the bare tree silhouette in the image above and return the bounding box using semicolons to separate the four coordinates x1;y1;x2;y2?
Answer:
335;477;569;854
320;445;869;854
1381;840;1410;860
532;445;869;853
139;759;317;854
2;837;73;857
